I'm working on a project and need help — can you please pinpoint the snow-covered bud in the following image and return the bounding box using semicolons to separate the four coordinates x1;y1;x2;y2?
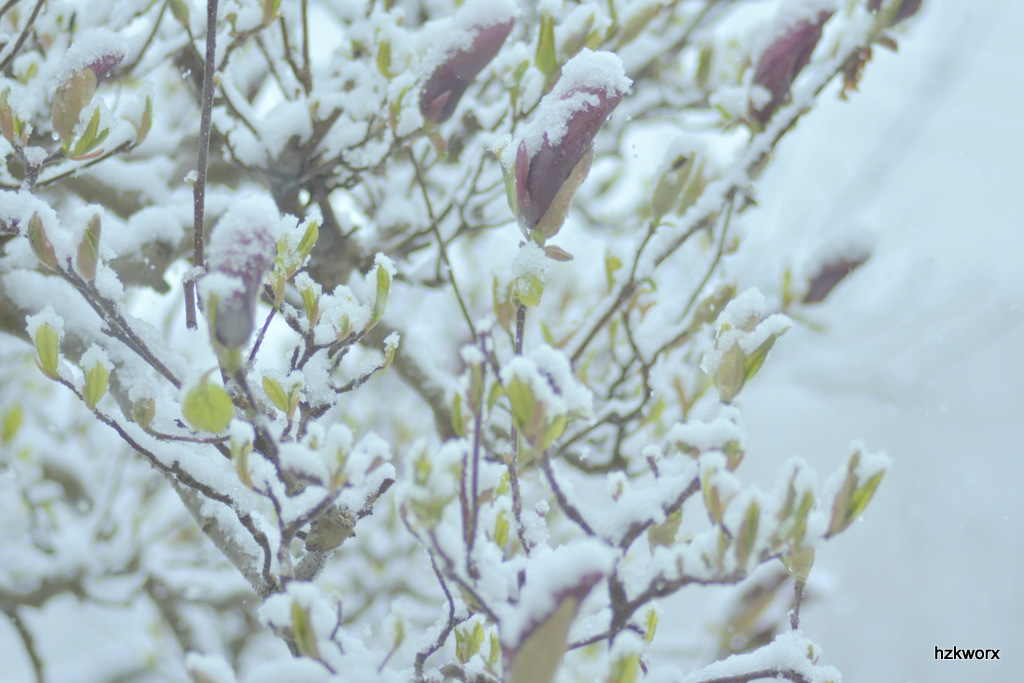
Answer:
507;49;631;239
868;0;922;26
749;12;832;127
419;2;516;125
201;196;285;348
503;542;613;683
51;30;125;147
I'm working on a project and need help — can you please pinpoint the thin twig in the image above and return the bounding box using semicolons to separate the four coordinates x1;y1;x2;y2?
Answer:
187;0;220;330
506;304;530;553
0;0;45;72
414;549;458;678
409;151;478;343
537;451;594;536
2;609;44;683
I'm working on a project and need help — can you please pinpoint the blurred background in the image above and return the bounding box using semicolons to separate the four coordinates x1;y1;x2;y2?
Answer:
724;2;1024;681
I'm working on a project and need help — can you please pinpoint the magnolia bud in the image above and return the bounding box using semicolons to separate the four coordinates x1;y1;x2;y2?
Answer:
750;12;832;126
51;30;125;147
509;49;630;239
201;196;284;348
419;3;515;125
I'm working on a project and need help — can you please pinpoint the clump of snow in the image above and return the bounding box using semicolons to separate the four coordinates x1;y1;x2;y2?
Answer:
667;407;745;454
511;240;549;282
197;271;245;302
374;251;397;279
700;287;792;374
229;419;255;447
53;28;127;84
501;538;615;647
673;630;840;683
501;345;594;421
317;284;371;343
79;344;112;372
512;49;632;160
185;653;237;683
418;0;517;77
25;304;64;340
301;349;335;410
207;195;285;274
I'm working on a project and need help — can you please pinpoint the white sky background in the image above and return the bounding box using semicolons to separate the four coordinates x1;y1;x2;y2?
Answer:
727;3;1023;682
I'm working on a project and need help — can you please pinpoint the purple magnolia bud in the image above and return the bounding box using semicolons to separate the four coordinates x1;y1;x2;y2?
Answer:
201;196;285;348
419;2;516;125
750;11;832;126
57;28;126;85
868;0;922;26
510;49;631;238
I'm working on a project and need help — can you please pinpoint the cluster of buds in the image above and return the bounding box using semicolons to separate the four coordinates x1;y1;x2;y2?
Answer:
749;11;832;127
200;196;285;350
51;30;125;153
419;1;516;125
503;49;631;241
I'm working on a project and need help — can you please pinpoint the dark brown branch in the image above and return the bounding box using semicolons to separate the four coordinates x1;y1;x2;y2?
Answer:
186;0;220;330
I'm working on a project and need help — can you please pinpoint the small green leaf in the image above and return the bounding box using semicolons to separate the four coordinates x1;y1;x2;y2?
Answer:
494;510;510;550
34;323;60;380
291;600;319;659
300;285;319;324
696;44;713;90
734;500;760;569
644;607;658;643
377;39;393;79
716;343;746;403
828;451;886;536
52;69;96;149
297;219;319;261
488;632;501;668
183;373;234;433
2;405;23;444
133;94;152;145
133;397;155;430
744;327;789;382
382;335;399;368
169;0;190;27
231;429;253;488
469;621;485;657
540;413;567;449
508;589;587;683
604;252;622;292
83;362;110;410
28;213;59;271
76;213;102;281
513;272;544;307
70;106;109;158
535;12;558;81
647;509;681;551
781;545;815;583
451;391;465;437
610;653;640;683
505;377;536;434
262;376;289;414
369;261;391;328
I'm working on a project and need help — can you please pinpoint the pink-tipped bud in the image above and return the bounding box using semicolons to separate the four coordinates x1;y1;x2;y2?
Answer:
511;49;630;238
750;11;832;126
202;196;285;348
419;9;515;125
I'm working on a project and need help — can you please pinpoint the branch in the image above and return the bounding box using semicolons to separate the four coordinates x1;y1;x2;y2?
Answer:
186;0;221;329
1;608;45;683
